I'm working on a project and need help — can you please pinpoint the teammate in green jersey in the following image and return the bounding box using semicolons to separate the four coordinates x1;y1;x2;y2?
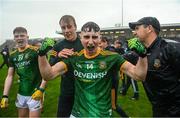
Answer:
38;22;147;117
0;27;47;117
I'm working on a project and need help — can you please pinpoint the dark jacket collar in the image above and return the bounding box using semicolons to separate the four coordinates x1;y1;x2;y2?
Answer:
147;37;161;52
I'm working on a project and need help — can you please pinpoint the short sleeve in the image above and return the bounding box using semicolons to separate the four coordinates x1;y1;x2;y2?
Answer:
49;41;65;66
49;49;60;66
114;54;126;71
61;56;74;72
9;55;14;67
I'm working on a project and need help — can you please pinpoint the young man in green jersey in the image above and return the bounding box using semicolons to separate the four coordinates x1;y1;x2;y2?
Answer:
0;27;47;117
38;22;147;117
49;15;83;117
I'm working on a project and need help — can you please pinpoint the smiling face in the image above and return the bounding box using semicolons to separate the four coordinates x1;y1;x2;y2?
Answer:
14;31;28;49
60;18;77;41
80;31;101;56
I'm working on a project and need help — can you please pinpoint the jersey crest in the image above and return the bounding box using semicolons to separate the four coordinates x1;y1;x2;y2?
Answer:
154;58;161;69
99;61;107;69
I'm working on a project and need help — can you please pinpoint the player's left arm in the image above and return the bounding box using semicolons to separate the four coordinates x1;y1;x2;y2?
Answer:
121;57;148;81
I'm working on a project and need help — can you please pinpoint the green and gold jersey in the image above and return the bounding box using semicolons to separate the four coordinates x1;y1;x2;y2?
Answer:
61;48;126;117
9;45;42;96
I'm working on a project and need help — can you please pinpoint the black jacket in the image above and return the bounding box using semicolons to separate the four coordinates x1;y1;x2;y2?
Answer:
143;37;180;107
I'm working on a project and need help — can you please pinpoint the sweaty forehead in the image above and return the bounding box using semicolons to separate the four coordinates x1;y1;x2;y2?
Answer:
83;27;96;32
14;32;27;35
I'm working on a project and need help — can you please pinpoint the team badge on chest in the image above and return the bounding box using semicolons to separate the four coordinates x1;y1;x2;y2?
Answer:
153;59;161;69
25;53;29;60
99;61;107;69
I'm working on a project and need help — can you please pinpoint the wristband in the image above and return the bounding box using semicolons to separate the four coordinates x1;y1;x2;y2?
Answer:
38;88;45;93
2;95;8;98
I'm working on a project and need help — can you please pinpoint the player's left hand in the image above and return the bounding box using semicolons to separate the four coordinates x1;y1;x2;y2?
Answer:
128;38;147;58
38;37;55;56
32;88;45;101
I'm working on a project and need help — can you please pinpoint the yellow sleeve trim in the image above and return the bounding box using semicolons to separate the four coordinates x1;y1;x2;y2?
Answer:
120;61;128;72
10;50;17;55
29;45;39;51
100;50;117;56
59;61;68;73
50;50;57;57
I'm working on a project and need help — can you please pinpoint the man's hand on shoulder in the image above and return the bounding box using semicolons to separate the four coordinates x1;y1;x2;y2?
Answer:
58;48;74;58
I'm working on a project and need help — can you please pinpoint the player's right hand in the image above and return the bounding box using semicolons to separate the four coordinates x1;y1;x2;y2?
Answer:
38;37;55;56
58;48;74;58
128;38;147;58
0;95;9;108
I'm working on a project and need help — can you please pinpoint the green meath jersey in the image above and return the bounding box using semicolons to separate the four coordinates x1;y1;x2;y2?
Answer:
9;45;42;96
62;48;126;117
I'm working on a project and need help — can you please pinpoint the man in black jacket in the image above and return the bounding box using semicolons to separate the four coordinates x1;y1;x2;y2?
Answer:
129;16;180;116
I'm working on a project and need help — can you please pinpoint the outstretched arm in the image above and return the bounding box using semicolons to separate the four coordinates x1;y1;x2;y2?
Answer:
38;37;67;81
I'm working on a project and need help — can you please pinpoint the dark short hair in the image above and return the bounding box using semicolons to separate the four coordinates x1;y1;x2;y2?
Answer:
81;22;100;32
59;15;77;28
13;27;27;34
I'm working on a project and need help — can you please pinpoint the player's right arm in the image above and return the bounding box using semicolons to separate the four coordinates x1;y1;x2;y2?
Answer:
38;56;67;81
38;38;67;81
1;67;15;108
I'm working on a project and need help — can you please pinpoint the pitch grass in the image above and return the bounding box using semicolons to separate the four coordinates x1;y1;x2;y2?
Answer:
0;55;152;117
